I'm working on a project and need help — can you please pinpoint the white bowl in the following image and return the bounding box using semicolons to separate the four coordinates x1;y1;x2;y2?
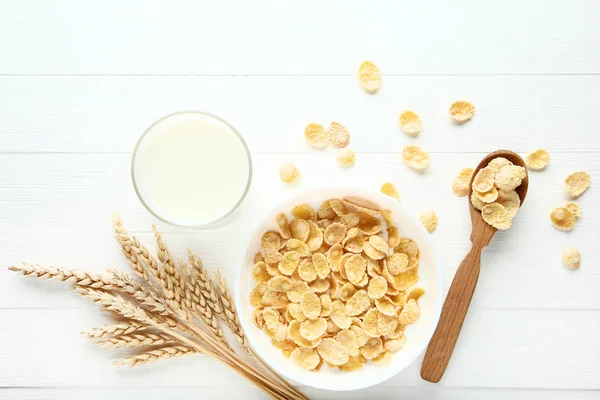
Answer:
234;186;443;391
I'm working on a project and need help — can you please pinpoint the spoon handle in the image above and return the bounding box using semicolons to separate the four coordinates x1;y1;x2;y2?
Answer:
420;243;483;383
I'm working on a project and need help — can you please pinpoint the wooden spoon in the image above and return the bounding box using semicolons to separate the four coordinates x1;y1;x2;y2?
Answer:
420;150;529;383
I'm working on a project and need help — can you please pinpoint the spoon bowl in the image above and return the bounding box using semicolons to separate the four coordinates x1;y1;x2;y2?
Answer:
421;150;528;383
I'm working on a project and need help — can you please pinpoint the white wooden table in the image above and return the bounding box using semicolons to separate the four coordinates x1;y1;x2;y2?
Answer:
1;1;599;399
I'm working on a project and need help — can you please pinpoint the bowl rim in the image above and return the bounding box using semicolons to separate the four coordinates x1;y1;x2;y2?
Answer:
234;185;443;391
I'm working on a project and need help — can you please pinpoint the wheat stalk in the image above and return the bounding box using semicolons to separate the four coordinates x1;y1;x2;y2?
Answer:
100;332;174;349
81;321;145;340
114;345;195;368
9;264;112;289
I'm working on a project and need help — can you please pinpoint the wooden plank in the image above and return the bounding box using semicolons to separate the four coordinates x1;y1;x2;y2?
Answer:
0;308;597;389
0;0;599;75
1;153;598;311
0;387;598;400
1;75;600;153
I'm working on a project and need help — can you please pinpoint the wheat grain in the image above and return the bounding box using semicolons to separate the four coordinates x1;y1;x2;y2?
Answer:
109;270;168;315
114;345;195;367
9;264;112;289
101;332;174;349
214;271;249;349
152;226;182;305
188;250;225;317
81;321;145;340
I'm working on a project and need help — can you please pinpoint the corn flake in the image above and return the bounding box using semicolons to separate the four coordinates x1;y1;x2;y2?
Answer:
336;148;356;168
363;308;380;338
320;295;332;317
561;248;581;269
495;165;526;192
358;213;382;235
328;122;350;148
419;209;438;233
488;157;512;172
298;259;317;282
260;245;283;264
288;320;320;348
290;347;321;370
386;253;408;275
452;168;474;197
345;290;371;316
301;291;321;320
331;300;353;329
377;312;398;336
387;322;405;339
268;275;292;292
285;239;310;257
345;254;367;284
300;317;327;341
481;203;512;230
384;336;407;353
340;282;357;302
360;337;383;360
290;219;310;242
306;220;324;251
336;329;360;357
494;189;520;217
449;100;475;123
279;251;300;276
338;355;366;372
525;148;550;170
288;303;307;322
309;278;330;293
550;207;576;232
402;145;430;171
369;235;390;254
253;262;272;285
358;61;382;93
367;276;388;300
324;222;347;246
380;182;401;201
473;166;496;193
406;287;425;302
390;268;419;291
565;202;581;218
363;241;386;261
398;298;420;325
399;110;422;136
279;163;301;186
565;172;591;198
250;285;267;307
317;338;350;366
375;296;396;317
304;123;329;149
474;187;498;204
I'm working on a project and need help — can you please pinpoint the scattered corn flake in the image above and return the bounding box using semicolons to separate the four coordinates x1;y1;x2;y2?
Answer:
268;275;292;292
290;219;310;242
324;222;347;246
402;145;431;171
317;338;350;366
474;186;498;204
363;241;386;261
561;248;581;269
473;166;496;193
331;300;353;329
377;311;398;336
288;320;320;348
470;191;485;211
565;202;581;218
345;290;371;316
360;337;383;360
300;317;327;341
380;182;401;201
398;298;420;325
276;213;291;239
279;163;301;186
525;148;550;170
550;207;576;232
336;148;356;168
279;251;300;276
358;61;382;93
320;295;332;317
399;110;422;137
452;168;474;197
304;123;329;149
494;189;520;218
449;100;475;123
367;276;388;300
495;165;526;192
384;335;407;353
328;122;351;148
565;172;591;198
419;209;438;233
301;291;322;320
290;347;321;370
481;203;512;230
306;220;324;252
336;329;360;357
406;287;425;302
363;308;380;338
309;278;330;293
375;297;396;317
298;259;318;282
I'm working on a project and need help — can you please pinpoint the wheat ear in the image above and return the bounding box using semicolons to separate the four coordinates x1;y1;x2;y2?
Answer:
188;250;225;317
9;264;112;289
100;332;174;349
152;226;182;303
81;321;145;340
114;345;195;368
112;213;149;281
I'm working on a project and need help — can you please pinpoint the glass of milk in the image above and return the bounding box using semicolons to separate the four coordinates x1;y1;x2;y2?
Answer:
132;111;252;227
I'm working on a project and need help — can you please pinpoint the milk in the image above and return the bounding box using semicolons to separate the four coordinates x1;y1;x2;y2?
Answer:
132;112;251;226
